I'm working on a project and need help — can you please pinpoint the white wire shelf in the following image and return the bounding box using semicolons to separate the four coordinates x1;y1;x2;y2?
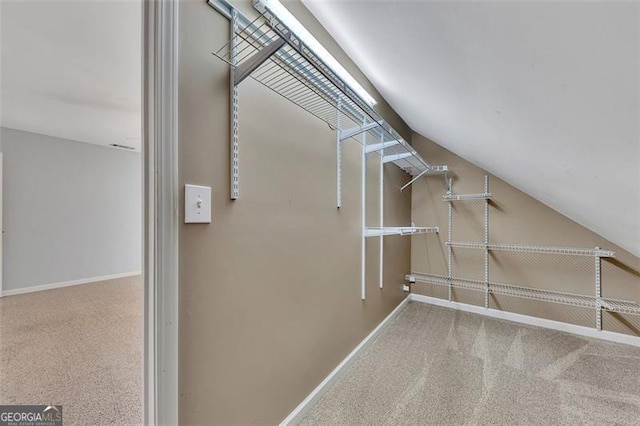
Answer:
211;4;443;177
365;227;439;237
442;192;492;201
375;140;439;177
599;299;640;315
407;272;640;314
446;242;615;258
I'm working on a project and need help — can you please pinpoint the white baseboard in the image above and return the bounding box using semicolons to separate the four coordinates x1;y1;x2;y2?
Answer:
410;293;640;348
1;271;142;297
280;295;411;426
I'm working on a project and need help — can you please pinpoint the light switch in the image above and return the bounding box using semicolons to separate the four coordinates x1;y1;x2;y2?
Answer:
185;184;211;223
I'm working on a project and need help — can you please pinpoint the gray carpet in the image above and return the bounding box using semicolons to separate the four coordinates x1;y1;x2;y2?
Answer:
0;276;143;426
301;302;640;425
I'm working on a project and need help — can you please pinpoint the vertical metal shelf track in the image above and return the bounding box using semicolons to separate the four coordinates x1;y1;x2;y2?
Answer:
229;9;240;200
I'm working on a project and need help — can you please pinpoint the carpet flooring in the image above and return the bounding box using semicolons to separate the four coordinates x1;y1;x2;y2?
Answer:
301;301;640;426
0;276;143;426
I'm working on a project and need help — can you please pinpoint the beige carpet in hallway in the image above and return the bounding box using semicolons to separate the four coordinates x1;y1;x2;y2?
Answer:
0;276;142;426
302;302;640;425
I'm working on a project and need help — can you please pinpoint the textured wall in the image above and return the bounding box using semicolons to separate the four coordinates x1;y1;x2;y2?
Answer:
411;133;640;336
177;1;412;423
0;127;141;292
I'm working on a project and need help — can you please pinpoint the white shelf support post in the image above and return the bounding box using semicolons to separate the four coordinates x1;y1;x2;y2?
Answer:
379;133;384;289
230;9;240;200
336;105;342;208
232;37;285;85
595;248;602;331
447;178;453;302
484;175;490;308
361;121;367;300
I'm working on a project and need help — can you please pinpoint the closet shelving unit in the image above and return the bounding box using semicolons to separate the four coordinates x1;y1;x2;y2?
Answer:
407;175;640;331
208;0;445;299
445;242;615;258
406;273;640;315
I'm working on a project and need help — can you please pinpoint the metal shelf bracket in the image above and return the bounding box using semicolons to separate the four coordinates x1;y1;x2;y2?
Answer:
341;121;383;140
230;9;240;200
233;37;285;85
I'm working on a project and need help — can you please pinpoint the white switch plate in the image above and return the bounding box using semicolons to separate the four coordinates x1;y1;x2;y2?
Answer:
185;184;211;223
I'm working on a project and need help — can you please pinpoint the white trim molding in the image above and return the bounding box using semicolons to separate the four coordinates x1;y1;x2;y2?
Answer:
410;293;640;348
1;271;141;297
0;153;3;297
143;0;180;424
280;296;411;426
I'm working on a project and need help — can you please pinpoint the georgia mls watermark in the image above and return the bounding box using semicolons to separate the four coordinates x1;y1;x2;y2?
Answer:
0;405;62;426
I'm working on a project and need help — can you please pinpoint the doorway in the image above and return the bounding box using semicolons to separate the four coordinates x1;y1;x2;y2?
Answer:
0;1;147;424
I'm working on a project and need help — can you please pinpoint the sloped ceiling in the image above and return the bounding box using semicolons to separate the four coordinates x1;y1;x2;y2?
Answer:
304;1;639;257
0;0;141;150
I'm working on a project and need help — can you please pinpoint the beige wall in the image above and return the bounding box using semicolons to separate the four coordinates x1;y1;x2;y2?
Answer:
411;133;640;336
178;1;411;423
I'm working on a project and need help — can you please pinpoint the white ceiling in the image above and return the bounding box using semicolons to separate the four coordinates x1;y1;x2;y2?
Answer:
304;1;640;257
1;0;141;150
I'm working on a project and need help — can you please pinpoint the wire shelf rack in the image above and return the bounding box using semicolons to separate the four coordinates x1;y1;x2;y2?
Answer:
600;299;640;315
212;6;441;177
446;242;615;258
407;272;640;314
364;226;439;237
442;193;492;202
